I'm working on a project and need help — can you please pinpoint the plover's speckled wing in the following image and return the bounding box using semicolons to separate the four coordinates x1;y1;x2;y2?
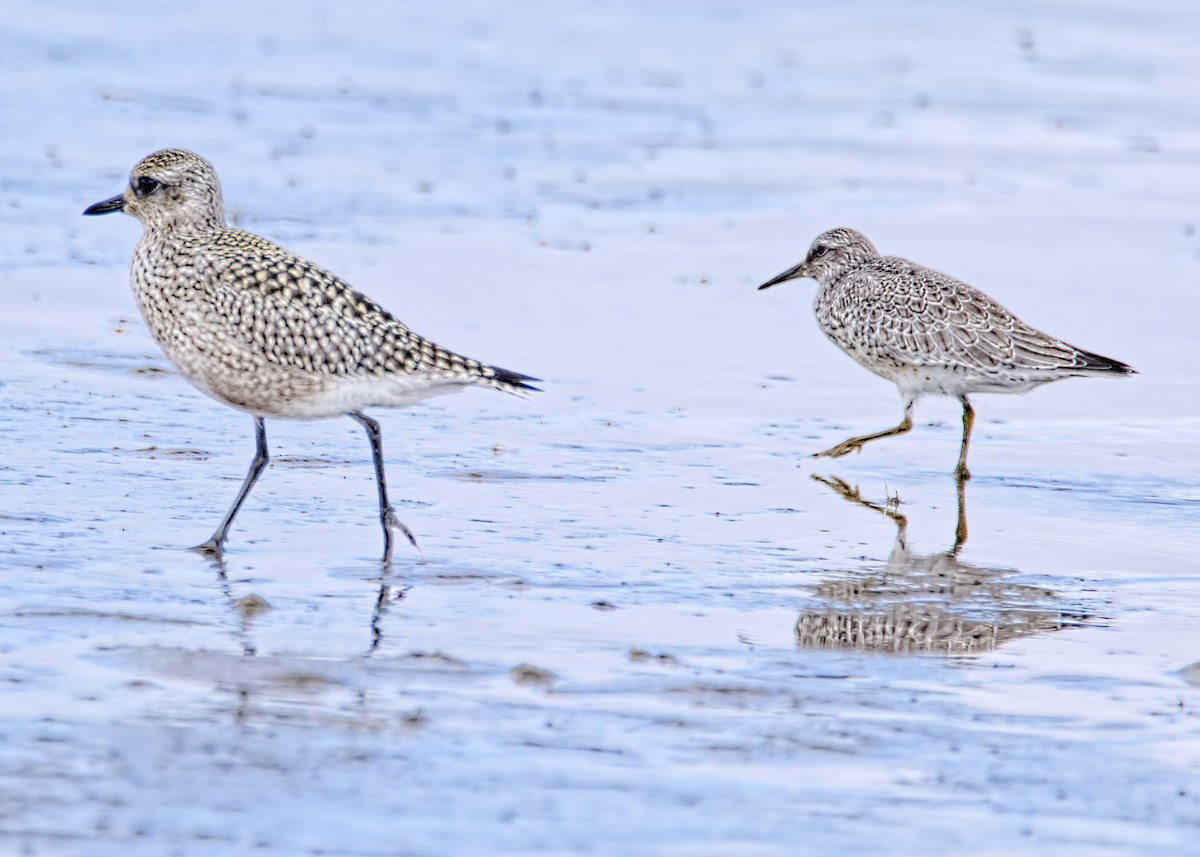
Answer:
198;228;536;394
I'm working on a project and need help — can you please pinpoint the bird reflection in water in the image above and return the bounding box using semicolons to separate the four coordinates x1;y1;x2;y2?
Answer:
205;550;404;657
370;575;409;655
796;475;1094;654
204;552;275;656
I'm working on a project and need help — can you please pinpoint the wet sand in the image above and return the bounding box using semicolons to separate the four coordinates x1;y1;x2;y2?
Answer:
2;1;1200;855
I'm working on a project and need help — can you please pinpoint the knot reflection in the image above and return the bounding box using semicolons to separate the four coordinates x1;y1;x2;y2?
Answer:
797;475;1090;654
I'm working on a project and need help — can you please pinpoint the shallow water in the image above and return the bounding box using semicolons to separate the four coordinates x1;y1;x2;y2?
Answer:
2;1;1200;855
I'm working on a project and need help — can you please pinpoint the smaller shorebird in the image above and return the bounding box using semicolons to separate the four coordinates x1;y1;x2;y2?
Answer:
759;227;1134;478
798;475;1082;653
85;149;538;563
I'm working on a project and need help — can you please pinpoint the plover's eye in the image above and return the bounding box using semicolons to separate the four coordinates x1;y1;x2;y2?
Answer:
133;176;162;197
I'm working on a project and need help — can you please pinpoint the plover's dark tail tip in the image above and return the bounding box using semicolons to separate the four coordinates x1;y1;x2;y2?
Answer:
492;366;542;394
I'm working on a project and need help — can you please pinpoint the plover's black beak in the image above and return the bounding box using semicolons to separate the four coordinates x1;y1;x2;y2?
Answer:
757;261;807;290
83;194;126;216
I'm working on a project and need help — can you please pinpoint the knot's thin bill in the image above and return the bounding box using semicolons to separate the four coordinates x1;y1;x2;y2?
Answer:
757;261;806;290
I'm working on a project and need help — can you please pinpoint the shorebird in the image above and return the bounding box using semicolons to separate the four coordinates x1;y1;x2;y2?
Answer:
758;227;1134;478
798;475;1079;653
84;149;538;563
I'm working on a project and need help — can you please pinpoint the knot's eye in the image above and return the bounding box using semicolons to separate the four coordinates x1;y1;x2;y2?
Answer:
133;176;162;197
812;245;828;257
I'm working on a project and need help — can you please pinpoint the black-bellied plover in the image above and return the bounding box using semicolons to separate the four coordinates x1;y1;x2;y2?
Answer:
84;149;538;563
758;227;1134;478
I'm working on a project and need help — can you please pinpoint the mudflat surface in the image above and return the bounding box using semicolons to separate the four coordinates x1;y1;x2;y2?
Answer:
2;2;1199;855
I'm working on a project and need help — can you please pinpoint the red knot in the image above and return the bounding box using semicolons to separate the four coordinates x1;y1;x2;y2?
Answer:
759;227;1134;479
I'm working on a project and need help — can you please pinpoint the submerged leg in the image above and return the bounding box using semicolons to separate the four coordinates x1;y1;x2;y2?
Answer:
955;397;975;481
194;415;269;557
953;470;969;552
348;411;419;565
814;400;915;460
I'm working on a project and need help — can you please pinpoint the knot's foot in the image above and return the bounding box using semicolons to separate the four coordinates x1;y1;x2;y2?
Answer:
190;537;230;576
811;474;859;501
812;472;907;525
812;440;862;460
191;537;225;557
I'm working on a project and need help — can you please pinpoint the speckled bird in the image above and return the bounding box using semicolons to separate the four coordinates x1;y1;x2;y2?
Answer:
84;149;538;563
758;227;1134;478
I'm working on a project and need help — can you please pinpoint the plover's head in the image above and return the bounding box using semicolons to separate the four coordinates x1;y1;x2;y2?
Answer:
758;227;879;290
84;149;225;233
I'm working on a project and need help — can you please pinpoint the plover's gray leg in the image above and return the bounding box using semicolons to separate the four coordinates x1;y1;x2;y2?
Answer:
194;416;269;557
349;411;419;565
